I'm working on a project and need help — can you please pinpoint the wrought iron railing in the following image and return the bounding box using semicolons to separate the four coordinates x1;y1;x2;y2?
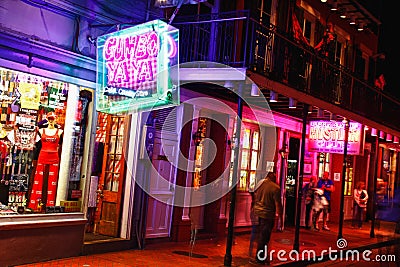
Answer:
173;11;400;133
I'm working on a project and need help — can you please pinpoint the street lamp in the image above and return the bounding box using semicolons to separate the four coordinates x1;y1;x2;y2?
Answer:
279;145;289;159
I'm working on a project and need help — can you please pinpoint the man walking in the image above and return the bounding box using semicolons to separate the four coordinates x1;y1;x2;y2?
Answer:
251;172;283;265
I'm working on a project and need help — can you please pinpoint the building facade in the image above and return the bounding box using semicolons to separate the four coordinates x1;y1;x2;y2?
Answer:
0;0;399;266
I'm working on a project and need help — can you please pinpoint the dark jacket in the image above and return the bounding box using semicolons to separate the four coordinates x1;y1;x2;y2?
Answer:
254;178;283;219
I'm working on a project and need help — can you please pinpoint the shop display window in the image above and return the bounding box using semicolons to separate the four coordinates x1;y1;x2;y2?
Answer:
193;117;207;190
318;152;330;178
238;127;260;192
0;67;93;215
343;156;353;196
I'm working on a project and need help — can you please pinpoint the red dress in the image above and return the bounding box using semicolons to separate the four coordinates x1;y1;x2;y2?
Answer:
28;128;61;211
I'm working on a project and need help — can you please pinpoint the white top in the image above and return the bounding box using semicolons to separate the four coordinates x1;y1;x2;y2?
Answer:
354;189;368;208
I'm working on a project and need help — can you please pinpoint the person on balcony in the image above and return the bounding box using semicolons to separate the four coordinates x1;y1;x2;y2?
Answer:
314;22;336;60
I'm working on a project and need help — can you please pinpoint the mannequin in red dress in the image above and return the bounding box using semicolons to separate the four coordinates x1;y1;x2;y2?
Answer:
28;112;63;211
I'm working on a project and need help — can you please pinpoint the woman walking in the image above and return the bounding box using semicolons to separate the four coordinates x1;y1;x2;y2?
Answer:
352;181;368;229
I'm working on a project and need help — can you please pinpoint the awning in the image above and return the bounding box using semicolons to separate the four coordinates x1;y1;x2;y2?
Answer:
0;30;96;87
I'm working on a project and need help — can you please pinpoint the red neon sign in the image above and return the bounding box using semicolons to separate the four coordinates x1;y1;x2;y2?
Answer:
308;120;363;155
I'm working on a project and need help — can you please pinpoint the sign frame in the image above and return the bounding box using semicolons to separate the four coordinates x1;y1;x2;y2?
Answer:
96;19;180;114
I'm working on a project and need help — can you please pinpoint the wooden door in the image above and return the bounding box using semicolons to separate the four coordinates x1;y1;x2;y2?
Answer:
145;133;177;238
95;115;126;237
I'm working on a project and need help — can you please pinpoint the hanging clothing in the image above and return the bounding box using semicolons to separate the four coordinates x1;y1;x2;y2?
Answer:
28;128;61;211
0;140;7;160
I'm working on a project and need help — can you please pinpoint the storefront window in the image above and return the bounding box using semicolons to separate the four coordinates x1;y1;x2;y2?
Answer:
193;117;207;190
0;67;92;215
318;152;330;178
344;156;353;196
239;127;260;191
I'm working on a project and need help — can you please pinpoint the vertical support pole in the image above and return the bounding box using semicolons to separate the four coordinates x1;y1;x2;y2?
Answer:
279;131;287;231
168;0;185;25
293;104;308;251
224;83;243;266
338;118;350;239
370;135;379;237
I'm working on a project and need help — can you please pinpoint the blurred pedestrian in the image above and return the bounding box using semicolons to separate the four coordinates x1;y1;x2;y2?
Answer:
317;172;334;231
312;188;328;231
303;176;317;229
352;181;368;229
248;190;259;257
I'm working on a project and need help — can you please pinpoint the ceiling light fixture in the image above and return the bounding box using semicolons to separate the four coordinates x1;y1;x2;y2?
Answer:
224;80;234;89
379;131;385;139
350;15;356;25
371;128;377;136
250;83;260;96
357;22;364;31
317;108;324;117
330;1;338;11
269;91;278;102
340;8;347;18
289;98;296;109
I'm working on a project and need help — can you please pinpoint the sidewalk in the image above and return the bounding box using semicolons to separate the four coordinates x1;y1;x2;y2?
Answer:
14;220;400;267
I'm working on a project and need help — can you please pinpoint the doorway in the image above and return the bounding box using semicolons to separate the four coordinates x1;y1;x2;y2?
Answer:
93;115;127;237
285;137;300;226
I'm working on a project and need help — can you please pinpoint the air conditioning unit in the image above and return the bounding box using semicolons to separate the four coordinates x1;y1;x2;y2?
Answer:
154;0;177;8
155;0;207;8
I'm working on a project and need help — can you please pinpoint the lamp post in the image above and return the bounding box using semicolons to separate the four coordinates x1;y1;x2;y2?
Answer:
338;118;350;240
279;138;288;231
370;134;379;238
293;104;309;251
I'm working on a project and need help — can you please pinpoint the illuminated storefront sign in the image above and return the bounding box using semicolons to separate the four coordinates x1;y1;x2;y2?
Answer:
96;19;179;114
308;120;363;155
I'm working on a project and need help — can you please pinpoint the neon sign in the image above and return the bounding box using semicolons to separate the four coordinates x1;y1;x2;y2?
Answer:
96;20;179;114
308;120;363;155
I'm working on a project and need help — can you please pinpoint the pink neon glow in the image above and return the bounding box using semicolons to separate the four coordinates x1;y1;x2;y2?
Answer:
103;30;178;89
166;34;178;58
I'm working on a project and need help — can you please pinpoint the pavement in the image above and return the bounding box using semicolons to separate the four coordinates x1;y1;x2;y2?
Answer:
14;220;400;267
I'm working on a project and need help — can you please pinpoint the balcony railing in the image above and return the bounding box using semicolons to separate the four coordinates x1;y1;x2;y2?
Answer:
173;11;400;133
